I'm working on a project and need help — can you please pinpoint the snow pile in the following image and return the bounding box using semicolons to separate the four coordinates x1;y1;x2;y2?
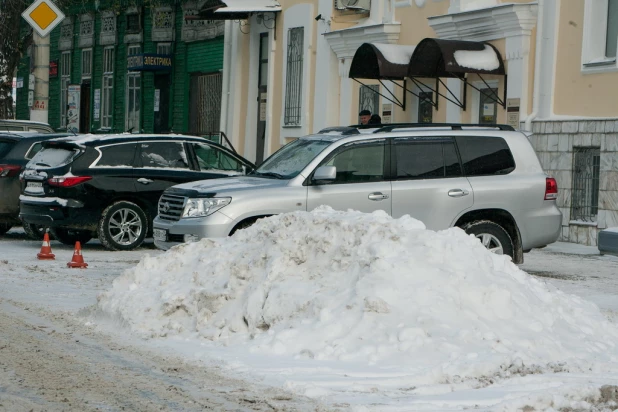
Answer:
453;45;500;71
97;207;618;383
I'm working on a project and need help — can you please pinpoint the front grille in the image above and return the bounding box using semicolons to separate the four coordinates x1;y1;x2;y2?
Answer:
158;194;186;221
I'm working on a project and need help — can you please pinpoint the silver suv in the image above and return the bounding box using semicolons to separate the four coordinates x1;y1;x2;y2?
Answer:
152;124;562;263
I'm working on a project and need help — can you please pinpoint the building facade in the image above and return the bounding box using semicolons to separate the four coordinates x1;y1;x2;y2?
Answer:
16;0;225;135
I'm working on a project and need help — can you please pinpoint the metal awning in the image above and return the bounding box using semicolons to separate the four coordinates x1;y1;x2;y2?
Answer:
407;38;505;78
349;43;415;80
194;0;282;20
348;38;507;111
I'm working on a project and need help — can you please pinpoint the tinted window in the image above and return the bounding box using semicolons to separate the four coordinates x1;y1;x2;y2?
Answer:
444;143;462;177
97;144;137;167
193;143;243;172
25;142;43;159
139;142;188;169
394;141;462;179
455;136;515;176
320;142;385;184
0;141;15;158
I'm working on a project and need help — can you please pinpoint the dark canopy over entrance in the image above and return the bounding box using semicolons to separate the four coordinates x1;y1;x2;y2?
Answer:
348;38;507;110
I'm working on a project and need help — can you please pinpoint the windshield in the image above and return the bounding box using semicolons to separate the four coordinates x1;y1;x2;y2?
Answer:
29;147;78;168
253;138;332;179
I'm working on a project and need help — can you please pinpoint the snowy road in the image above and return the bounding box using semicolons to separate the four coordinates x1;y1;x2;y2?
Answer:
1;223;618;411
0;229;327;412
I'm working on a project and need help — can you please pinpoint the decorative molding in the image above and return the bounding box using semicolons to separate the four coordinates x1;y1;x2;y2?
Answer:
99;10;117;46
428;3;538;43
324;23;402;61
58;16;73;51
152;6;175;42
78;13;94;48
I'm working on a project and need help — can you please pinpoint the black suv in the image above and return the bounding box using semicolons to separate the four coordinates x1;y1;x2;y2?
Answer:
19;134;254;250
0;132;72;238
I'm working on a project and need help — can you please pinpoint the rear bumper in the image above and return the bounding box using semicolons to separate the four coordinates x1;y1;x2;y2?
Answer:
520;203;562;250
0;178;21;221
19;197;99;231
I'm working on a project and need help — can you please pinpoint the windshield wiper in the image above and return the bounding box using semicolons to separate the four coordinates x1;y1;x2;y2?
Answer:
251;171;285;179
35;162;51;167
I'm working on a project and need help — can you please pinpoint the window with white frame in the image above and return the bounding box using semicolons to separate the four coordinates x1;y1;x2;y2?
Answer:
157;43;172;55
284;27;304;126
583;0;618;66
81;48;92;79
60;51;71;128
126;45;141;132
101;47;115;129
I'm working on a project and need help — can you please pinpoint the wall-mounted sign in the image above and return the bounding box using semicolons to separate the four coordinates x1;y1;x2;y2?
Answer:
506;98;521;130
21;0;66;38
27;91;34;107
49;60;58;78
127;53;173;71
67;85;81;133
28;74;35;91
382;103;393;124
93;89;100;120
16;78;24;89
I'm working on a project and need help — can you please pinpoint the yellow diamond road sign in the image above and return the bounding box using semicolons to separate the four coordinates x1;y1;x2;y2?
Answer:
22;0;65;38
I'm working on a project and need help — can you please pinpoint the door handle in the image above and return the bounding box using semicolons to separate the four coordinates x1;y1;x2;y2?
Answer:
137;178;154;185
368;192;389;201
448;189;470;198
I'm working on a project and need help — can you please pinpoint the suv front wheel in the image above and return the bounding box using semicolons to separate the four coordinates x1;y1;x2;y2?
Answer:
98;201;147;251
463;220;514;259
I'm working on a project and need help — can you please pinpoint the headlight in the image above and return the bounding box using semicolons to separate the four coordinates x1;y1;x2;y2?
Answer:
182;197;231;218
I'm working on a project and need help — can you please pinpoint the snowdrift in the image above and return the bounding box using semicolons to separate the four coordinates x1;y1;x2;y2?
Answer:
97;207;618;382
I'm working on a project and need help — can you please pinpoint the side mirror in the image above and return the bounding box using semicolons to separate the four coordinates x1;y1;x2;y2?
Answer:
313;165;336;181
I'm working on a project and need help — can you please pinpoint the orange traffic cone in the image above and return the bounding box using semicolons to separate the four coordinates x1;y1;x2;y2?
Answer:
37;232;55;260
67;241;88;269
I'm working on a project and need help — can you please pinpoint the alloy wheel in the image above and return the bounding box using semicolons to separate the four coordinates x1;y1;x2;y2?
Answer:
474;233;504;254
108;208;143;246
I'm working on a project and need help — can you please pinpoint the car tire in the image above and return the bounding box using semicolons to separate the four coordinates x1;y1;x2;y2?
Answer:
50;227;94;246
98;201;147;251
462;220;514;259
23;223;50;240
0;223;12;236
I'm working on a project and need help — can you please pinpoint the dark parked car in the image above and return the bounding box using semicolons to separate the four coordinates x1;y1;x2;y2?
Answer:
0;132;72;237
19;134;254;250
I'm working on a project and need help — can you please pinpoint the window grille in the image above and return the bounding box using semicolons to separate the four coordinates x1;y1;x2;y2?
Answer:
61;23;73;39
102;16;116;33
126;13;141;33
81;49;92;78
153;10;174;29
60;52;71;128
607;0;618;58
194;73;222;134
101;48;115;128
571;147;601;222
358;85;379;117
418;91;433;123
284;27;304;126
80;19;93;36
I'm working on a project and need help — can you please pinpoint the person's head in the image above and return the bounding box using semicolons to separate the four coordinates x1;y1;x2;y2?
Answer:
359;109;371;125
368;114;382;125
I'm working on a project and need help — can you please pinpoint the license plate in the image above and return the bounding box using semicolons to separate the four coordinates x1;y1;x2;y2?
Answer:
26;181;44;194
27;181;43;188
153;228;167;242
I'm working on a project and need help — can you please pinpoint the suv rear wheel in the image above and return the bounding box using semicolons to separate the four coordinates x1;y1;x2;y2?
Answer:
98;201;147;251
463;220;514;259
0;223;12;236
23;223;49;240
50;228;94;245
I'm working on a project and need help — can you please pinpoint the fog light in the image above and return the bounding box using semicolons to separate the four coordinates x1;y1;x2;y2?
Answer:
184;234;200;243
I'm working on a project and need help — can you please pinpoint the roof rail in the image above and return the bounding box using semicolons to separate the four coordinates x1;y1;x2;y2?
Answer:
317;126;361;135
373;123;516;133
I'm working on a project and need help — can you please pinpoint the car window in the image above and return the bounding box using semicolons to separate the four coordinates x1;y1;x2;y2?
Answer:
97;144;137;167
0;125;24;131
25;142;43;159
30;126;53;133
0;141;15;158
139;142;189;169
320;141;385;184
29;147;78;168
394;141;462;179
455;136;515;176
192;143;243;173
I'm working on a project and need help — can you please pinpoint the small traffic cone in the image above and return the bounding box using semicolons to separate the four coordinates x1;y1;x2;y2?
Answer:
37;232;55;260
67;241;88;269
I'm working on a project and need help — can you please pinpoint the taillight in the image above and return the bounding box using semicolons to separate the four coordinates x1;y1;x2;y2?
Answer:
0;164;21;178
545;177;558;200
48;176;92;187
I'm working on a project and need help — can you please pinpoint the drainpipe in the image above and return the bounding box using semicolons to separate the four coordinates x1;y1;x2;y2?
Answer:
220;21;233;146
524;0;544;132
